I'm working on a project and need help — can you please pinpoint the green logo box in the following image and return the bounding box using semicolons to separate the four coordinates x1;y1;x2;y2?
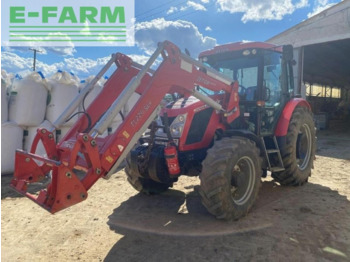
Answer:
2;0;135;46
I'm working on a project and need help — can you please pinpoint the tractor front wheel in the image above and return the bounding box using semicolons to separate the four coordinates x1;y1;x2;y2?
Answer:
125;148;172;195
199;137;262;220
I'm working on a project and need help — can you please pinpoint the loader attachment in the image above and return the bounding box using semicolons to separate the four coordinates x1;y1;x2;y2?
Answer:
11;41;236;213
12;150;88;213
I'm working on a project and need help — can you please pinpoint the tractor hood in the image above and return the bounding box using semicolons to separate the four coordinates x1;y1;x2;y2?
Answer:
161;96;210;117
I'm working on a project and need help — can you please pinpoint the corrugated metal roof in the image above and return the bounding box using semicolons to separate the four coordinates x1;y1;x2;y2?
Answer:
267;1;350;48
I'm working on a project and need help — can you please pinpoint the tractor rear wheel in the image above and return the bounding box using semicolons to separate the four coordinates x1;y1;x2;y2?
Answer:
199;137;262;220
125;150;172;195
272;106;316;186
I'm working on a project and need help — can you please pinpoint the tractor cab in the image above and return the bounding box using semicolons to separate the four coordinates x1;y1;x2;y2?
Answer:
199;42;295;136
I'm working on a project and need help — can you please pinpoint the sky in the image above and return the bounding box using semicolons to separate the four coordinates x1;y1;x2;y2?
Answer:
1;0;343;80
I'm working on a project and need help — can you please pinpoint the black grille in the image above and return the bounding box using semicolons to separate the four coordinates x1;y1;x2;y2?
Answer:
186;108;214;144
160;116;175;126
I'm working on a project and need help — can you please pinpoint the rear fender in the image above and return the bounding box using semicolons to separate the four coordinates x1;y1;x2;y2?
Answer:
274;98;311;137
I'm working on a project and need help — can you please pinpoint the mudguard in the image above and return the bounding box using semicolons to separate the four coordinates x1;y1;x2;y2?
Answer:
274;98;311;137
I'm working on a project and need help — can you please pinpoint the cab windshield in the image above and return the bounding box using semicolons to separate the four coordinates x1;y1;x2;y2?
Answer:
203;50;282;106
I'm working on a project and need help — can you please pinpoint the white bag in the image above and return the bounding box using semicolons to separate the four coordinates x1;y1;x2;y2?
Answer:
1;78;8;123
1;121;23;174
46;71;79;126
8;72;48;126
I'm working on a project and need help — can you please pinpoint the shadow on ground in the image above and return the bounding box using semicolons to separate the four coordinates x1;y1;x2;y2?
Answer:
1;174;22;199
105;180;350;261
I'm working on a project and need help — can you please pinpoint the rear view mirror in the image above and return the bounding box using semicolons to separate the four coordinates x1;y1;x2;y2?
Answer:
264;87;271;101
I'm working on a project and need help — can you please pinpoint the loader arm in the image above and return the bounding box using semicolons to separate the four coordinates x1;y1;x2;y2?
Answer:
11;41;239;213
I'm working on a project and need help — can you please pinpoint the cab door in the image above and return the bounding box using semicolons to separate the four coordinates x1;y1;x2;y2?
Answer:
259;51;284;135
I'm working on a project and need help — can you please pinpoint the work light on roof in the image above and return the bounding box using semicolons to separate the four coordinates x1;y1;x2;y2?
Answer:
243;50;250;56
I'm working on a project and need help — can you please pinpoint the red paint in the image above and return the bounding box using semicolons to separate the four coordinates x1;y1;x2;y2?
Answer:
164;144;181;176
274;98;311;137
199;42;282;58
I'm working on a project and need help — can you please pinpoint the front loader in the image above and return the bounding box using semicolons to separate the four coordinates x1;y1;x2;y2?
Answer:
11;40;316;220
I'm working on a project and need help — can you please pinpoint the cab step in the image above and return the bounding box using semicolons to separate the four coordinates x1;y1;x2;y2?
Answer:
261;136;285;173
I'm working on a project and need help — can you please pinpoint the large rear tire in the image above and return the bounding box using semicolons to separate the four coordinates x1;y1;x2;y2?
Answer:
199;137;262;220
125;151;172;195
272;106;316;186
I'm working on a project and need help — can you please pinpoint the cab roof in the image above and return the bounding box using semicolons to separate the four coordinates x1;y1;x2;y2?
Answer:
199;42;282;58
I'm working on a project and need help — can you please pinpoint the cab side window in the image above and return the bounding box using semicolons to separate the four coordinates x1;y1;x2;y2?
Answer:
264;53;282;107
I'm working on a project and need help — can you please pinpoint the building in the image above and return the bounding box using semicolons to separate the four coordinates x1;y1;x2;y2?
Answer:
267;0;350;130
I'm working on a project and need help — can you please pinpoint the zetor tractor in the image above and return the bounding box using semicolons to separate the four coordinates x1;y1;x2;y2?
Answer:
11;40;316;221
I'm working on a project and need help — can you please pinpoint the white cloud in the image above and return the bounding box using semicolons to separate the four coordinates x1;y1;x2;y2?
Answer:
63;57;110;75
2;45;76;56
1;52;104;79
1;52;158;80
187;1;207;11
317;0;330;5
2;46;48;55
296;0;309;8
201;0;210;3
128;54;153;65
45;46;76;56
307;0;336;18
205;26;212;31
135;18;217;57
167;1;207;15
1;52;63;77
167;6;178;14
216;0;309;23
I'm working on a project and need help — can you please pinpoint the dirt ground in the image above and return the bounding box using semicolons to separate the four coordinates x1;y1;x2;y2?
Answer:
2;129;350;262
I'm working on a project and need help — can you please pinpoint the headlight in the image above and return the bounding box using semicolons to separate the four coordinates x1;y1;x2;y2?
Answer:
170;113;187;137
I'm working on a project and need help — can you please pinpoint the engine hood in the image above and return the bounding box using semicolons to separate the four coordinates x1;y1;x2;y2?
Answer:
161;96;208;117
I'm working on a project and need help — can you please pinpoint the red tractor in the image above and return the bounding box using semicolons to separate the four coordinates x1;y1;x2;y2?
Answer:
11;41;316;220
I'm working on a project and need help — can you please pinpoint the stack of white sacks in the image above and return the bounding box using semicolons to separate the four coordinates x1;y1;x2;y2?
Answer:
1;70;141;174
2;72;48;173
1;71;80;174
2;71;16;174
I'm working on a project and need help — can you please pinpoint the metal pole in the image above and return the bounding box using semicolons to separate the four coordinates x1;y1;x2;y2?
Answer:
33;50;37;71
29;48;42;71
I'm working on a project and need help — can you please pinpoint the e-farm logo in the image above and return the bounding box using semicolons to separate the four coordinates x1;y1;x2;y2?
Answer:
2;0;134;46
